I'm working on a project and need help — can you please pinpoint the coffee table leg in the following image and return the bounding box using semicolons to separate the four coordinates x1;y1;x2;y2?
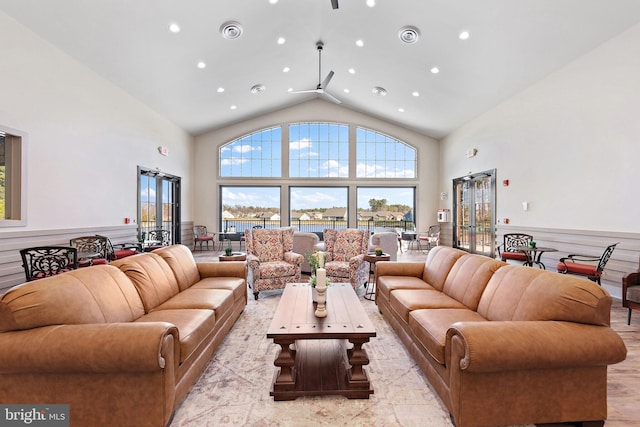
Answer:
346;337;372;394
272;338;297;396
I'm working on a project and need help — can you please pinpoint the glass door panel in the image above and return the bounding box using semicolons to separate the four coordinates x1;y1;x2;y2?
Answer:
453;170;495;256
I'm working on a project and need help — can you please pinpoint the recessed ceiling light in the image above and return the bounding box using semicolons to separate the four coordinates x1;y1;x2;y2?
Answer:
287;88;293;93
269;0;278;4
366;0;376;7
398;26;420;44
230;105;237;110
398;108;405;113
217;87;225;93
343;88;350;93
197;61;206;69
250;84;266;94
348;68;356;74
277;37;286;45
430;67;440;74
168;23;181;33
283;67;290;73
459;30;470;40
412;91;420;97
220;21;243;40
355;39;364;47
372;86;387;96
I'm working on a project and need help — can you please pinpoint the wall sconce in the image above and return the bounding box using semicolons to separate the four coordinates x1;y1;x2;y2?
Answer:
465;148;478;158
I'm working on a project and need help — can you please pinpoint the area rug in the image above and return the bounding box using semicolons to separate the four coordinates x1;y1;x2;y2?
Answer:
168;288;534;427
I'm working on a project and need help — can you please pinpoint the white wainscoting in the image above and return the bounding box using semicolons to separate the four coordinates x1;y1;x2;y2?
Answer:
0;222;194;293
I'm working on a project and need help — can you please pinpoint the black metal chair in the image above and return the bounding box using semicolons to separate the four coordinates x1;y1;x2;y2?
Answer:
69;235;109;266
622;261;640;325
144;229;171;251
557;243;618;285
20;246;78;281
497;233;533;263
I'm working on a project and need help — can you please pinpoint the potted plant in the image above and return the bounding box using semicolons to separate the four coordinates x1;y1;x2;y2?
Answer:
375;247;383;256
225;247;233;257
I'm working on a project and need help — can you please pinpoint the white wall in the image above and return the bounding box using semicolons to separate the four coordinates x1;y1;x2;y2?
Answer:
0;11;193;232
194;98;439;232
440;22;640;233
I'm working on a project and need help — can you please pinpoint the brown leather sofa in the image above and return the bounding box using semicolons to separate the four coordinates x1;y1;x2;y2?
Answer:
0;244;247;427
376;246;627;427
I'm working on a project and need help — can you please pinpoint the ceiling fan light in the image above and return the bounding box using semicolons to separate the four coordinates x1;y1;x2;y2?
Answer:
398;26;420;44
220;21;243;40
372;86;387;96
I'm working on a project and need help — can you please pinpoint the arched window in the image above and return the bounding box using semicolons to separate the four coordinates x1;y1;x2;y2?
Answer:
219;127;282;177
356;127;416;178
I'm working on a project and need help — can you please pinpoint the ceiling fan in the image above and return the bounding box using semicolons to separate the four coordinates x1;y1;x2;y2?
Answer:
290;41;341;104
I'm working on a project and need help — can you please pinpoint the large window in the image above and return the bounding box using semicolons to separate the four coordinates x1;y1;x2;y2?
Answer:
357;187;415;230
217;123;418;231
0;126;26;227
219;127;282;177
221;186;281;231
290;186;349;231
138;167;181;244
289;123;349;177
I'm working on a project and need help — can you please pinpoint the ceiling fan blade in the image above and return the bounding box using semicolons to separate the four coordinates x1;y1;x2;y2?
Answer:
331;0;339;9
290;89;320;94
321;91;342;104
320;70;334;90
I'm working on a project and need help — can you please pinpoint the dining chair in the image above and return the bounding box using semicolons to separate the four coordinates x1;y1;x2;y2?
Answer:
69;235;109;266
144;229;171;251
193;225;215;251
496;233;533;263
622;259;640;325
557;243;618;285
20;246;78;281
417;225;440;253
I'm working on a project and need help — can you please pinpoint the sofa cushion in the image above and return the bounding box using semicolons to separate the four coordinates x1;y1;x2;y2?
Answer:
422;246;468;291
390;289;466;324
136;308;216;364
409;308;487;365
478;265;612;325
192;277;246;302
111;253;180;313
153;245;201;292
441;255;506;310
153;289;234;320
0;265;145;332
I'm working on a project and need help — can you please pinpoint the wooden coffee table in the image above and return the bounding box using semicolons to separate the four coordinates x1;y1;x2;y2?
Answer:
267;282;376;400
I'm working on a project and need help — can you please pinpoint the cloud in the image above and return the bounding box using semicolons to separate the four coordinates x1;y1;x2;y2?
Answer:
290;138;312;151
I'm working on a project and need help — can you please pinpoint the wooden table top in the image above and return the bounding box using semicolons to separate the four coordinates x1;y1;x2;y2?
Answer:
267;283;376;340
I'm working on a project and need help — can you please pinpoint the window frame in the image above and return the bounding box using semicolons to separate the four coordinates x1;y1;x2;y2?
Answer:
0;125;27;227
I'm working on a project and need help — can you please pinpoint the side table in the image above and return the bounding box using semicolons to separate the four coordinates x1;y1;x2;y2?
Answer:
219;252;246;262
363;253;390;301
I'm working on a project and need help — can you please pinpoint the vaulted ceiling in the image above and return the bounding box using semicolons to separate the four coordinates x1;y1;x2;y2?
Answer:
2;0;640;139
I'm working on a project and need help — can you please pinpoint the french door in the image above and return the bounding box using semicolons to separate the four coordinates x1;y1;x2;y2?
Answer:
452;170;496;257
138;167;181;244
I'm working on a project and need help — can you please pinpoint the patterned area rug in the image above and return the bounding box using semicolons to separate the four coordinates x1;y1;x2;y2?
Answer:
168;287;458;427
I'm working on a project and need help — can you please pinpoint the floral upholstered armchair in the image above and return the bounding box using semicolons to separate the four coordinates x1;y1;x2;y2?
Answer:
245;228;303;300
323;228;370;290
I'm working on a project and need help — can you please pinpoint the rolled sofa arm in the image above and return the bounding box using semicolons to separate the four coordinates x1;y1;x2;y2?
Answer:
446;320;627;373
0;322;179;374
198;261;247;279
376;261;425;278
